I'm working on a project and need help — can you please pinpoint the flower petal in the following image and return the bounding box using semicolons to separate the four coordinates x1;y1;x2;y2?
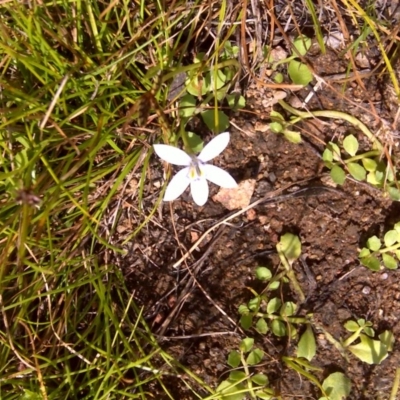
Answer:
164;167;190;201
153;144;192;166
198;131;230;162
203;164;237;188
190;178;209;206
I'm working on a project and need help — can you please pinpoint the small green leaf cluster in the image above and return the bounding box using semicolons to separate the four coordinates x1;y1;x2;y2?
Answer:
216;337;275;400
322;134;400;200
359;222;400;271
238;267;304;338
342;319;394;365
267;35;313;86
179;42;245;135
269;110;302;144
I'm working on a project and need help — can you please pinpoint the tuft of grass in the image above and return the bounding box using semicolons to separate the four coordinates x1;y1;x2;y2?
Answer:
0;1;230;398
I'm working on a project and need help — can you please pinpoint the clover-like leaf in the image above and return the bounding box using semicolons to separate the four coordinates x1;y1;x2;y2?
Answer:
384;230;398;247
246;348;264;365
330;165;346;185
347;162;366;181
358;247;370;258
382;253;397;270
227;351;241;368
201;110;230;133
186;74;210;96
321;372;352;400
251;373;269;386
366;236;382;251
179;94;197;117
288;60;313;85
271;319;286;337
240;337;254;353
343;134;359;156
360;255;380;271
344;320;360;332
322;148;333;163
293;35;312;56
362;158;377;172
348;334;388;364
255;267;272;281
240;314;253;330
267;297;281;314
277;233;301;264
256;318;269;334
297;325;316;361
280;301;297;317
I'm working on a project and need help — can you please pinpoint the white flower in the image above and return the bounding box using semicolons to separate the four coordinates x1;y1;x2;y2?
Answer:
153;132;237;206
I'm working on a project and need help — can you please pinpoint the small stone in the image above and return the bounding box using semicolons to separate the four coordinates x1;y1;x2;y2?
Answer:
213;179;256;210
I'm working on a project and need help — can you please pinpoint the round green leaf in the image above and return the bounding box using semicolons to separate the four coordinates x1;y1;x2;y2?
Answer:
240;337;254;353
227;351;241;368
384;230;398;247
251;373;269;386
269;280;280;290
201;110;229;133
322;148;333;163
277;233;301;263
382;253;397;269
229;371;247;382
269;121;283;133
185;74;210;96
271;319;286;337
293;35;312;56
360;255;380;271
330;165;346;185
238;304;249;315
267;297;281;314
280;301;297;317
256;318;269;334
322;372;352;400
347;162;366;181
348;334;388;364
358;247;371;258
343;134;359;156
362;158;377;172
209;69;227;91
179;94;197;117
297;325;316;361
246;348;264;365
240;314;253;330
366;171;381;185
255;267;272;281
366;235;382;251
288;60;313;86
344;320;360;332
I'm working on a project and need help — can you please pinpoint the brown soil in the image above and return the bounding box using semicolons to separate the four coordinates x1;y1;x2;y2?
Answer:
114;43;400;400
